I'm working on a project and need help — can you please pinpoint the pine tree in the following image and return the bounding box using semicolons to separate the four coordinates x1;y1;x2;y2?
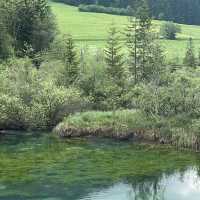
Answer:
63;34;79;85
183;38;196;68
198;48;200;66
9;0;56;54
0;17;13;59
126;0;160;83
136;0;153;80
104;23;124;86
126;16;139;84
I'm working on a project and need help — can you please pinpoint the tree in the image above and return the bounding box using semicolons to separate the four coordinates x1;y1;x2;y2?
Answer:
183;38;196;68
63;34;79;85
0;0;56;56
0;21;13;60
104;23;124;86
198;48;200;66
126;16;138;84
0;1;14;59
126;0;163;83
160;21;181;40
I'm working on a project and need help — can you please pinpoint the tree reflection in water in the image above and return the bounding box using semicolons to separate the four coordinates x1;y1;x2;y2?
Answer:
81;167;200;200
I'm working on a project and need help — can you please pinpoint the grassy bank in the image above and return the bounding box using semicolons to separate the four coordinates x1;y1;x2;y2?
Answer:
54;110;153;140
55;110;200;150
54;110;161;141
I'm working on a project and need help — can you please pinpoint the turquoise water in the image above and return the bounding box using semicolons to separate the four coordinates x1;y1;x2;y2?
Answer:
0;132;200;200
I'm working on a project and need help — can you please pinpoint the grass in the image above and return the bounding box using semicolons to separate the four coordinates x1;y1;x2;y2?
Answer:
55;110;200;150
51;2;200;60
54;110;156;140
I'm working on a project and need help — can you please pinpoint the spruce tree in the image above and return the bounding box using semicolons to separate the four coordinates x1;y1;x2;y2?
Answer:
183;38;196;68
126;16;139;84
0;18;13;59
126;0;160;83
198;48;200;66
136;0;153;80
104;23;124;86
5;0;56;55
63;34;79;85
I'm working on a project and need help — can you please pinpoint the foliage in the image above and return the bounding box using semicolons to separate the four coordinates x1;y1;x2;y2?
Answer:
104;24;124;87
183;38;196;67
0;0;56;58
54;110;149;138
0;58;88;130
126;0;164;84
160;21;181;40
79;4;130;16
62;35;80;85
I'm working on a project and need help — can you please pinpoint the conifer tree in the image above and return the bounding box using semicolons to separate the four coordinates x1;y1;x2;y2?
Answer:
63;34;79;85
126;16;139;84
126;0;158;83
198;48;200;66
0;20;13;59
1;0;56;55
183;38;196;68
104;23;124;86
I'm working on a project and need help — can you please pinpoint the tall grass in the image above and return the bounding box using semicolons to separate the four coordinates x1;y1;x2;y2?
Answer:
54;110;153;139
55;111;200;151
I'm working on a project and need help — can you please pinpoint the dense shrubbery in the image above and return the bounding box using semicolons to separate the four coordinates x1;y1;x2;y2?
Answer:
0;0;56;57
160;22;181;40
55;65;200;148
79;4;130;16
135;68;200;141
0;58;88;130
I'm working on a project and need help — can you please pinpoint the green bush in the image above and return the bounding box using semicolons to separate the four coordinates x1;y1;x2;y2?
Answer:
79;4;130;16
0;58;89;130
160;21;181;40
0;94;27;129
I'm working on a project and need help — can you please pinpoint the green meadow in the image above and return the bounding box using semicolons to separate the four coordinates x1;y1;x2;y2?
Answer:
51;2;200;60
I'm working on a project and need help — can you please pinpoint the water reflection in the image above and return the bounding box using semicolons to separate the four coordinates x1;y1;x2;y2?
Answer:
80;168;200;200
0;133;200;200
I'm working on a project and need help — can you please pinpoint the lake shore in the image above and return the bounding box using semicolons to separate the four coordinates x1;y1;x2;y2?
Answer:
54;110;200;151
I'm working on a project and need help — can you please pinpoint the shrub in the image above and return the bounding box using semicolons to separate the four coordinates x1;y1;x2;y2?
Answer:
0;94;27;130
160;21;181;40
78;4;130;16
0;58;89;130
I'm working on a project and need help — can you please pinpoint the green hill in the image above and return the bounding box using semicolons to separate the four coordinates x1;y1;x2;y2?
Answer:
51;2;200;60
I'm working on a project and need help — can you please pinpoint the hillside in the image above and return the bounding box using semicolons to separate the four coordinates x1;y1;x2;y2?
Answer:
52;0;200;25
51;2;200;60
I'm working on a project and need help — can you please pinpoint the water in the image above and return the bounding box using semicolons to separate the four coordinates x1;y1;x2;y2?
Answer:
0;132;200;200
